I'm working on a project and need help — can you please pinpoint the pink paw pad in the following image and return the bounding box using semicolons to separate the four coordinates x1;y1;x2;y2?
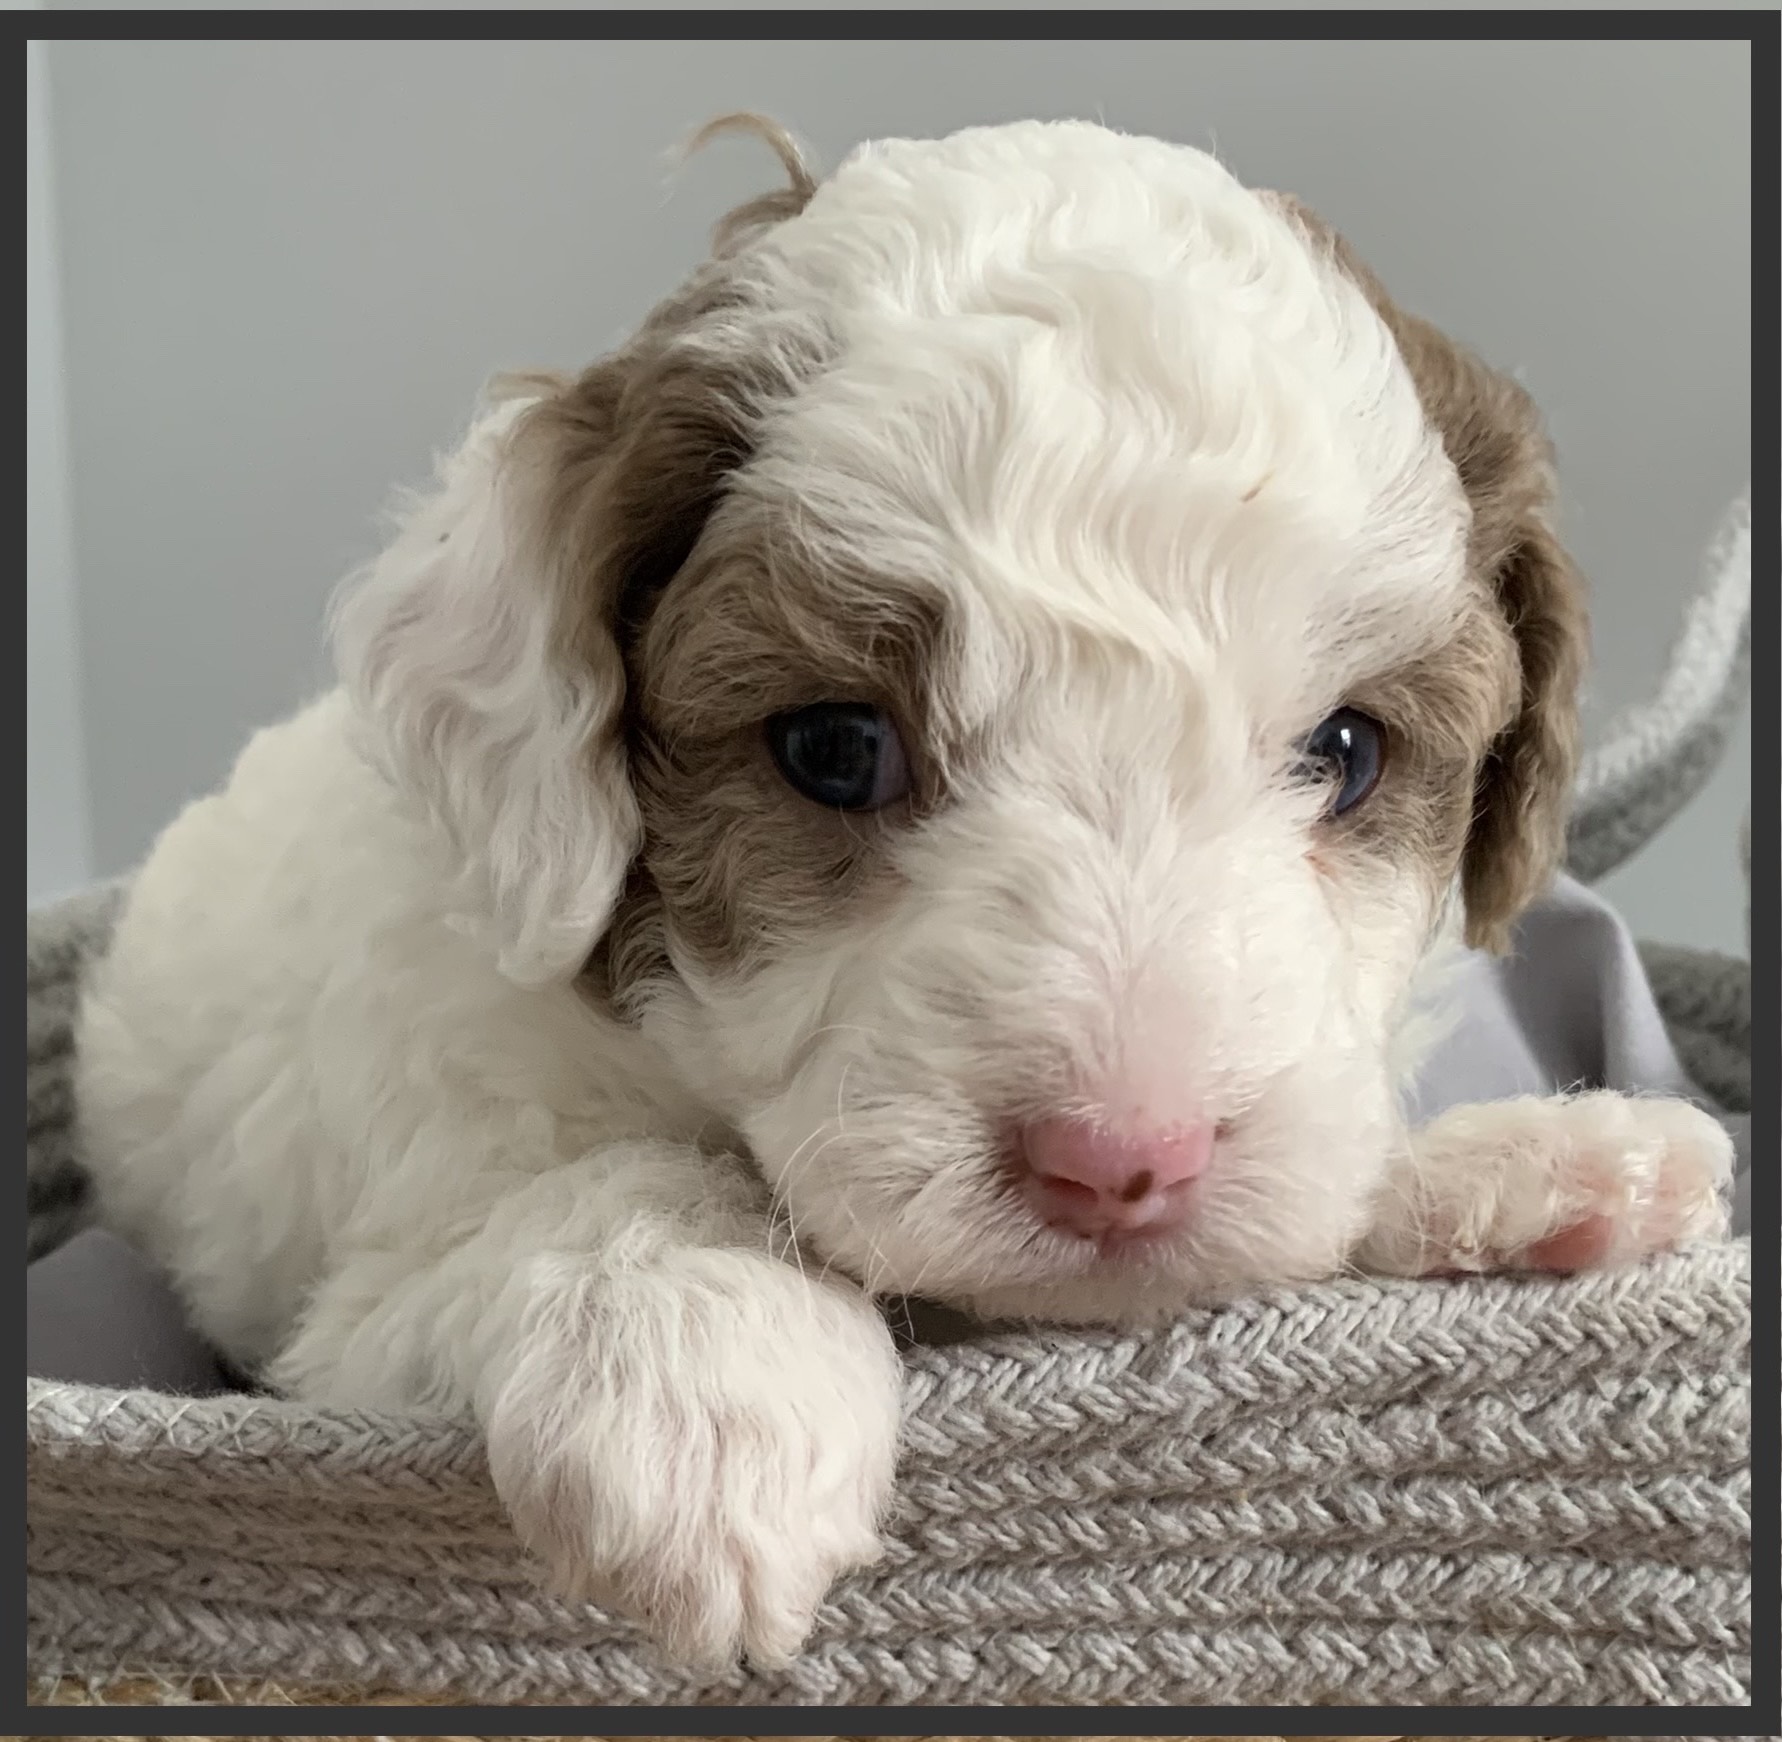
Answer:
1521;1212;1620;1272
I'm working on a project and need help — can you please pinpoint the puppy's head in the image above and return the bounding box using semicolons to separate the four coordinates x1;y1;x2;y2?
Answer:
335;117;1586;1325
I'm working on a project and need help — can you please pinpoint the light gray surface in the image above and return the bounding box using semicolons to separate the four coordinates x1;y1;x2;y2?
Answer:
34;38;1751;949
27;1231;233;1395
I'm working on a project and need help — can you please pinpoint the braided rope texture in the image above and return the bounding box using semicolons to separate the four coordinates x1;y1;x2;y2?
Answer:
1568;490;1751;885
25;881;123;1260
27;1243;1750;1705
1640;944;1751;1117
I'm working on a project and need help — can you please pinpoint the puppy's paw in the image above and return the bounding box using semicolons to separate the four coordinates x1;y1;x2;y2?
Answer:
1363;1091;1734;1278
485;1253;902;1668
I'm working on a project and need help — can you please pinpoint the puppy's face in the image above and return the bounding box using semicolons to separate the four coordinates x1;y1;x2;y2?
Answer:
341;120;1585;1326
628;526;1495;1322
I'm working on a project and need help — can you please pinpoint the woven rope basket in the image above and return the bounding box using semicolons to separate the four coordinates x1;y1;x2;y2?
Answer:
25;497;1753;1707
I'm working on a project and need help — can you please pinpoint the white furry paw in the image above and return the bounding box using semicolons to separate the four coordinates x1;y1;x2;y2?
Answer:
1361;1090;1734;1278
483;1252;903;1668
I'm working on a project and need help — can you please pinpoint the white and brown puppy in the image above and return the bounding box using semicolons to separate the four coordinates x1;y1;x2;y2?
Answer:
74;117;1732;1665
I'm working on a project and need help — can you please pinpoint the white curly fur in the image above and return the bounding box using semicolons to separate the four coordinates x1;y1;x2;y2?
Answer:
72;119;1733;1666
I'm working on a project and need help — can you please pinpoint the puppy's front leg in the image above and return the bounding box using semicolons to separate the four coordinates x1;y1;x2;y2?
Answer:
275;1141;903;1668
1354;1091;1734;1278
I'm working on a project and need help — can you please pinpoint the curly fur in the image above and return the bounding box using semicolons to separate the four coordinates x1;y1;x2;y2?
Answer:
73;116;1732;1666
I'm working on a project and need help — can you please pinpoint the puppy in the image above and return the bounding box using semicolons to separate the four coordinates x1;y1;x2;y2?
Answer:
73;116;1733;1666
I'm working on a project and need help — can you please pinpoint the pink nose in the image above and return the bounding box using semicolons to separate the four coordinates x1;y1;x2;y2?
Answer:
1017;1114;1215;1242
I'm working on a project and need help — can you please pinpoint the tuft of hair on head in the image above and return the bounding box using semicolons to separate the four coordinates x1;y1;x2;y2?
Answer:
675;111;820;256
482;368;572;410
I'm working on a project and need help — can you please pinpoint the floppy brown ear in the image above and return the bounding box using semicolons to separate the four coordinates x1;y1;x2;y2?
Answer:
1266;192;1590;953
331;118;821;985
1454;503;1587;951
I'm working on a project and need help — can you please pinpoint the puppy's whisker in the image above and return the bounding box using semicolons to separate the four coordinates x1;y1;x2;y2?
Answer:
889;1229;948;1307
764;1117;843;1286
767;1107;865;1315
838;1197;897;1299
801;1022;888;1050
782;1137;869;1338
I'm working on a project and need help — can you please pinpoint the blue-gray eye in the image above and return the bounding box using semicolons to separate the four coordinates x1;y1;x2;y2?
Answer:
1298;708;1386;815
767;703;911;811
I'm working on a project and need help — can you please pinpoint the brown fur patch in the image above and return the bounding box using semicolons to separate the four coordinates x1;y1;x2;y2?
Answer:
1267;193;1589;951
681;112;820;256
618;503;953;985
1333;599;1521;910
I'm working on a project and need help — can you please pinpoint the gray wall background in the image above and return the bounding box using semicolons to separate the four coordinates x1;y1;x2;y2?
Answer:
27;35;93;906
31;38;1751;948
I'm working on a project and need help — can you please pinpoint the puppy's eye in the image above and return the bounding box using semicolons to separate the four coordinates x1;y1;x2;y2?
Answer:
767;703;911;812
1296;707;1386;816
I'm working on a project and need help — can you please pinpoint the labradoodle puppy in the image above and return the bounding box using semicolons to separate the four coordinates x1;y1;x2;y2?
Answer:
73;116;1731;1665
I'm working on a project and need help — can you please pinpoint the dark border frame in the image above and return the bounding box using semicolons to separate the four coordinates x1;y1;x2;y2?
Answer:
13;11;1774;1735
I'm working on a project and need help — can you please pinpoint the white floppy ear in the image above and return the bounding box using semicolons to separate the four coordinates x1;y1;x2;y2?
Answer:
330;389;639;987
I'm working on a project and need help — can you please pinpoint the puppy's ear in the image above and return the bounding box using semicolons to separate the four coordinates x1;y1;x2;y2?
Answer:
1438;399;1588;954
332;119;819;986
329;382;644;986
1267;192;1589;953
